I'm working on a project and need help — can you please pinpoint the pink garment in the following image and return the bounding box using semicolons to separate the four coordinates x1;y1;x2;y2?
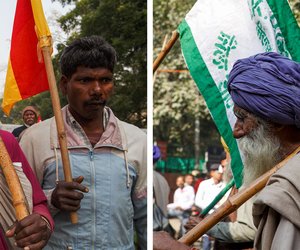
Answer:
0;130;54;249
0;229;8;250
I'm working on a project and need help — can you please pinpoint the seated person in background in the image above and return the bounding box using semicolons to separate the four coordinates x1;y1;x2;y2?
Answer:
195;164;226;213
167;176;195;236
184;174;194;187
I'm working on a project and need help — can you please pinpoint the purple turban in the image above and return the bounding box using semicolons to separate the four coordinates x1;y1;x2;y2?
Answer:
227;52;300;127
153;146;161;163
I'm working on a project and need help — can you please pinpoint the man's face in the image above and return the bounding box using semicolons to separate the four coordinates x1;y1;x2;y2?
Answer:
23;111;37;126
233;105;281;186
233;105;259;139
60;67;114;122
176;177;185;188
210;170;223;183
185;175;193;185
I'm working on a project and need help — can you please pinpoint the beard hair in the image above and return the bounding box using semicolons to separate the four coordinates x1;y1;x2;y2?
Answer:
239;118;282;187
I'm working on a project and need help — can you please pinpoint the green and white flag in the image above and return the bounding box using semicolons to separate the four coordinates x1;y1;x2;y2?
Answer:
178;0;300;188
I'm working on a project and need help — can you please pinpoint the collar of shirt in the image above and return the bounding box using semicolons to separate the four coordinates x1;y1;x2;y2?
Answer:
207;178;223;187
65;106;110;148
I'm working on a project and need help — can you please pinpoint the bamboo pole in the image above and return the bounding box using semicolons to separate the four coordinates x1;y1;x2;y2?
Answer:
41;46;78;224
153;31;179;74
179;145;300;245
0;137;29;221
29;0;77;223
153;35;169;84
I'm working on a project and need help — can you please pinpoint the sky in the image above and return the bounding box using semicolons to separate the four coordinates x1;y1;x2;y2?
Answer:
0;1;73;97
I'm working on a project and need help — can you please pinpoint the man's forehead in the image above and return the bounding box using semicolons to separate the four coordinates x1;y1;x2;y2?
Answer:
75;66;113;73
24;110;35;115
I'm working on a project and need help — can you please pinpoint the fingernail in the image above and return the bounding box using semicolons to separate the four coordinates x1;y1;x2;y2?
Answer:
24;247;30;250
85;188;89;192
14;242;17;246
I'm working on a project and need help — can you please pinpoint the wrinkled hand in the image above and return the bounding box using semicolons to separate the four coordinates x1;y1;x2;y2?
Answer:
6;213;51;250
184;216;203;232
51;176;89;211
153;231;190;250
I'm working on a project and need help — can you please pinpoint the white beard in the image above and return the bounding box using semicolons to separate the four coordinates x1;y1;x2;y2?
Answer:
239;120;282;187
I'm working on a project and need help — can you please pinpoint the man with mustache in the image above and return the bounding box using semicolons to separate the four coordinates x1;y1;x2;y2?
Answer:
227;52;300;249
20;36;147;249
153;52;300;250
12;106;39;141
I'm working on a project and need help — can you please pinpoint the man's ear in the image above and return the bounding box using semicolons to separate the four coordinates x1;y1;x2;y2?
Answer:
60;75;68;95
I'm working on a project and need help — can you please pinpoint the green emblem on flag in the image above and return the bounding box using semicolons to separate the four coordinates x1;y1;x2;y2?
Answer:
256;21;272;51
251;0;267;19
251;0;291;57
213;31;236;108
270;14;290;57
217;76;233;109
213;31;237;71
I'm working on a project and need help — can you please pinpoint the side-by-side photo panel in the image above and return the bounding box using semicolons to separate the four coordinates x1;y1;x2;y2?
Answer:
153;0;300;250
0;1;147;249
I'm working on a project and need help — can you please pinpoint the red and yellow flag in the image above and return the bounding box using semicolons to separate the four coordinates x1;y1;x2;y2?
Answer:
2;0;52;115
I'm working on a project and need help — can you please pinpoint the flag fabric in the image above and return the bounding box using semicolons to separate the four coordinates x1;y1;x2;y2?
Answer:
2;0;52;115
178;0;300;188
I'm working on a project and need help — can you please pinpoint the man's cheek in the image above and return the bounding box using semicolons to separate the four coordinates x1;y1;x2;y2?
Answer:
104;86;114;98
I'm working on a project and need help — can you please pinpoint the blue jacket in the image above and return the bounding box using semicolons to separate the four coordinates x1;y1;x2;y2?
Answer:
20;106;147;250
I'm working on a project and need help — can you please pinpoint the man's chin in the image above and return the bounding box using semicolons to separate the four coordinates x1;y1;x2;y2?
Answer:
25;121;35;126
84;103;106;113
85;107;106;119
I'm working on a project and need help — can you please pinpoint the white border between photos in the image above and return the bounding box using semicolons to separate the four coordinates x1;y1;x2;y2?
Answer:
147;0;153;249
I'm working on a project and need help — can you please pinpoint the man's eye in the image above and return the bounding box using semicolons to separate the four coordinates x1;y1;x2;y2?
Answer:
234;112;245;120
101;78;112;83
79;78;93;83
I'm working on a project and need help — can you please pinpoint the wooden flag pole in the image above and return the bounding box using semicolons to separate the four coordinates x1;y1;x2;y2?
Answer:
41;46;78;224
0;137;29;221
178;145;300;245
153;31;179;74
153;34;169;85
31;0;77;224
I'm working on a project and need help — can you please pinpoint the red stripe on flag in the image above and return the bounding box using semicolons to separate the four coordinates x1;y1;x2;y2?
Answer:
10;0;49;99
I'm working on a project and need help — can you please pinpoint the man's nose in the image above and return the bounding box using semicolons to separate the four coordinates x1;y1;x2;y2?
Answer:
91;81;102;94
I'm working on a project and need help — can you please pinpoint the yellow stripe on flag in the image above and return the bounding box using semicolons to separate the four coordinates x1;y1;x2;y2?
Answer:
2;60;22;115
31;0;52;48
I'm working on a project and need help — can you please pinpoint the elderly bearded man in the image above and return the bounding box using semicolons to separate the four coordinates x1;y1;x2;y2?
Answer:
153;52;300;250
227;52;300;250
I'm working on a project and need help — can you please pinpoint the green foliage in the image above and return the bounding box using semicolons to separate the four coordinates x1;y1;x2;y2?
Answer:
1;0;146;128
289;0;300;25
55;0;147;128
154;0;220;158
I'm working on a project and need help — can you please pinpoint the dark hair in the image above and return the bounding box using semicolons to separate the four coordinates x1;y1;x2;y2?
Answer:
60;35;117;78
